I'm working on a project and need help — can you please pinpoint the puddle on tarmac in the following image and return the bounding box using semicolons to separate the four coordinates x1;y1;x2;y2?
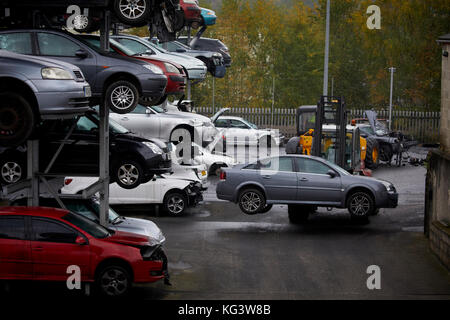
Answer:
169;261;193;270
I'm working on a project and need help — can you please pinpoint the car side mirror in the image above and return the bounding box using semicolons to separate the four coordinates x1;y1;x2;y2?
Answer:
75;49;88;59
176;48;186;53
145;108;152;115
327;170;338;178
75;236;87;245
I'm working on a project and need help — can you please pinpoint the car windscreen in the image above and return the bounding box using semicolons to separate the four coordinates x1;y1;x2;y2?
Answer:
62;212;110;239
76;36;135;56
90;113;130;134
150;105;165;113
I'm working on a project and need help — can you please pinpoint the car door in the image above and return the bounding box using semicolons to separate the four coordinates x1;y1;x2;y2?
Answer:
35;31;98;89
111;105;161;140
0;216;32;280
294;157;342;205
257;157;298;202
30;217;90;281
109;180;160;204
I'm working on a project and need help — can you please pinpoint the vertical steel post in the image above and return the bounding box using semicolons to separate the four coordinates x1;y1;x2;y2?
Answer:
389;67;396;131
27;140;39;206
99;10;111;227
212;76;215;113
323;0;330;96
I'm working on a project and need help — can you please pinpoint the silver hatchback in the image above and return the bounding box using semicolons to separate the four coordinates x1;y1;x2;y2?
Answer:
216;155;398;223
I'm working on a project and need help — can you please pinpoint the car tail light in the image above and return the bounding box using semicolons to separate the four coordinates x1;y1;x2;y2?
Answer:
64;178;73;185
219;171;226;180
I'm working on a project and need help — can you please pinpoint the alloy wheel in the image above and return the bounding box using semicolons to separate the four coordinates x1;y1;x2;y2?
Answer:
1;162;22;184
110;86;135;111
118;0;147;19
350;194;371;216
167;196;185;215
118;164;139;186
241;192;262;213
100;268;128;296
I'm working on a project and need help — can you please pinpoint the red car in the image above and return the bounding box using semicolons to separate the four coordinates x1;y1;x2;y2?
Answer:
80;35;187;105
0;206;168;297
180;0;202;29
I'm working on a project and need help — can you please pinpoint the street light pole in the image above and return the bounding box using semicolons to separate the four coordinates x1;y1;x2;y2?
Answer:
323;0;331;96
388;67;396;131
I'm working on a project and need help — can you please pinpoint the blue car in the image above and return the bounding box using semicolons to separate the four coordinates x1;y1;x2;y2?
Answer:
200;7;217;26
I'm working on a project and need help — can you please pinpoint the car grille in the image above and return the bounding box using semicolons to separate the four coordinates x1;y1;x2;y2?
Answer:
73;70;84;81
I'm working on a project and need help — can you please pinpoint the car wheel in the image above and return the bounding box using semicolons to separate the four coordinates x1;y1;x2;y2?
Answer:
97;265;131;297
0;93;35;147
365;138;380;169
73;15;99;33
238;188;266;215
347;191;374;220
113;0;152;26
163;191;187;216
139;94;167;107
288;205;310;224
105;80;139;114
115;160;143;189
0;158;25;185
259;204;273;214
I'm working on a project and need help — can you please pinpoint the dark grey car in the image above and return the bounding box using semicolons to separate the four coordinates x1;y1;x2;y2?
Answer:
216;155;398;223
0;49;91;146
0;29;168;114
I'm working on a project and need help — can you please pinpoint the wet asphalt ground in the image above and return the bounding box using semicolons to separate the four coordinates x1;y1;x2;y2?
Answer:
122;147;450;300
2;147;450;300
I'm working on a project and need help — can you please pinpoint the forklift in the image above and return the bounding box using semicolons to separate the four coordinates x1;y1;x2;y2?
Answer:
286;96;368;174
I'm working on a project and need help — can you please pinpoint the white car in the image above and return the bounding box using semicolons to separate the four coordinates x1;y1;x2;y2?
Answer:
110;104;220;146
166;158;209;189
172;142;236;176
111;34;207;80
62;176;203;216
211;108;284;147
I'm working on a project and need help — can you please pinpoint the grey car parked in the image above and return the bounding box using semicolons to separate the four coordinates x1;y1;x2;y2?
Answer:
0;49;91;146
0;29;168;115
216;155;398;223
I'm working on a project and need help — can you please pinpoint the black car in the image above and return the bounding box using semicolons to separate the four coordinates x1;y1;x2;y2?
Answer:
0;111;172;189
0;29;168;114
178;36;231;67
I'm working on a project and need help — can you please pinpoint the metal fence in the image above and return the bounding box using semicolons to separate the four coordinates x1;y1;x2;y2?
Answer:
197;107;441;144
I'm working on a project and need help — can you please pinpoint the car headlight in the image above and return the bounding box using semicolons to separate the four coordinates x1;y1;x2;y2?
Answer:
143;141;163;154
381;181;396;193
143;64;164;75
164;62;180;74
41;67;73;80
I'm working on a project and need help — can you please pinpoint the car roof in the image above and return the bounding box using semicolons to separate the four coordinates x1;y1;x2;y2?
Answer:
0;206;69;218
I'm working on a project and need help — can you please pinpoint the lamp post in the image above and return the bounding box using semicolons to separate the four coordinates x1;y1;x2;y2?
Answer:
388;67;396;130
323;0;331;96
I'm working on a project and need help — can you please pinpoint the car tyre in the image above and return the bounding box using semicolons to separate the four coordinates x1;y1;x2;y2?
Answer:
114;159;143;189
288;205;310;224
238;188;266;215
73;15;100;33
347;191;374;220
97;265;131;297
0;93;35;147
365;138;380;169
105;80;139;114
380;144;393;163
0;157;26;185
113;0;152;26
163;191;187;216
